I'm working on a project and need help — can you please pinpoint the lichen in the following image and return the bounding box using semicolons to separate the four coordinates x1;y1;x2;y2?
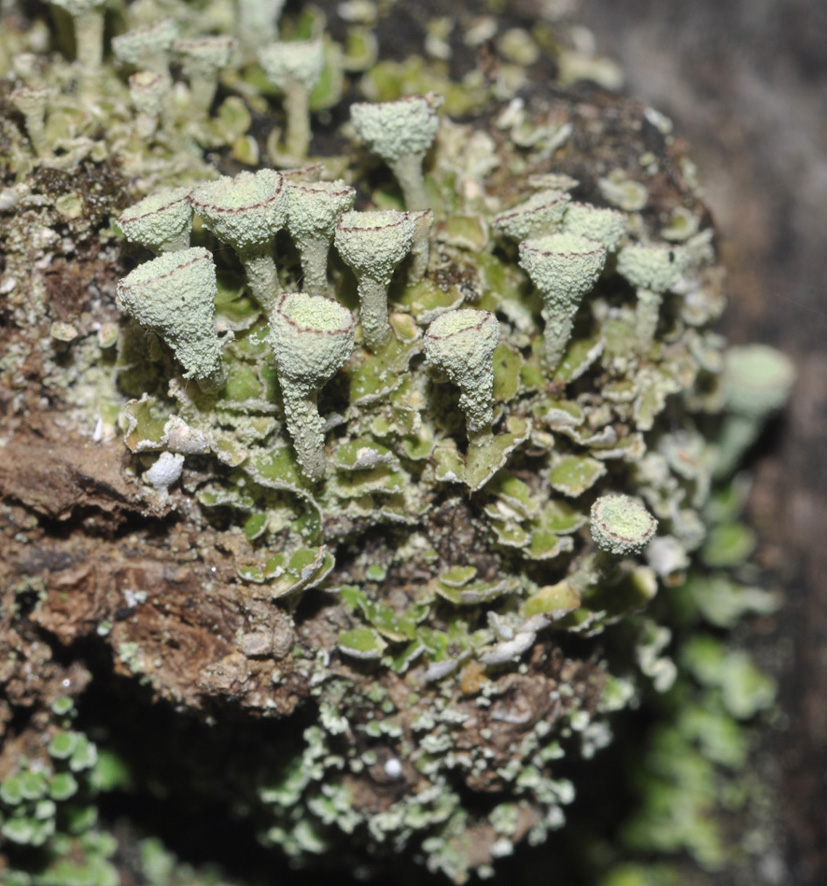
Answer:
0;2;791;884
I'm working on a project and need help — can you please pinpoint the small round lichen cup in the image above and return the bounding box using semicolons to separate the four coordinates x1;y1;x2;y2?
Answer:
424;308;500;445
268;292;355;481
714;343;796;478
616;242;689;344
518;232;607;371
494;189;571;242
111;17;179;79
190;169;287;314
334;209;415;351
116;247;226;392
562;202;628;251
117;187;193;255
285;179;356;297
349;93;444;210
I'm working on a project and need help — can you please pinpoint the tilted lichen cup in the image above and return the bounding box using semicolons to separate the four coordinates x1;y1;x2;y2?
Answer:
424;309;500;444
616;243;689;344
562;202;628;252
518;232;607;371
285;179;356;298
191;169;287;314
494;189;571;242
258;39;325;160
268;292;355;481
350;93;444;211
577;493;658;591
116;247;225;392
117;188;193;255
334;210;415;351
714;344;796;478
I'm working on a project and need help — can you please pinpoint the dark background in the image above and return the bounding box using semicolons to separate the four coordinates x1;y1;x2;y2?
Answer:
575;2;827;883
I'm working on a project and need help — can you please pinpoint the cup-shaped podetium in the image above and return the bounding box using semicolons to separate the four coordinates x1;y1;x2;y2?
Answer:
50;0;106;91
191;169;287;314
269;292;355;481
494;189;571;242
285;179;355;297
117;187;193;254
424;309;500;444
518;232;607;371
258;39;325;160
350;94;443;211
175;35;238;117
714;344;796;479
116;247;225;391
334;210;415;351
111;18;179;79
562;202;627;252
616;242;689;344
10;86;51;158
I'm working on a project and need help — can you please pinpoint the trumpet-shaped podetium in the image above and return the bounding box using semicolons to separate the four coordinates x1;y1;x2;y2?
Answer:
10;86;50;158
111;18;179;78
714;344;796;478
128;71;167;138
350;94;443;210
285;179;355;297
494;189;571;242
237;0;286;50
334;210;415;351
175;36;238;117
258;39;325;160
518;232;607;370
562;202;627;251
616;242;689;343
191;169;287;314
116;247;225;391
268;292;355;481
50;0;106;91
424;309;500;443
117;188;193;254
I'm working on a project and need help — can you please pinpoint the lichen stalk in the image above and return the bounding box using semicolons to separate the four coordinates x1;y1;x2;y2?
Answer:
72;7;105;94
635;287;662;345
358;275;393;350
240;247;281;314
297;235;332;298
284;81;312;160
390;152;429;212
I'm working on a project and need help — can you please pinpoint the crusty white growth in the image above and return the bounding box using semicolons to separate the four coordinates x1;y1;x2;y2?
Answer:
334;210;415;350
143;451;184;498
590;494;657;556
269;292;355;480
258;39;325;159
191;170;287;313
117;188;193;254
285;179;355;297
116;247;225;390
175;36;238;115
350;94;443;210
562;202;627;251
494;189;571;242
518;232;606;370
424;309;500;439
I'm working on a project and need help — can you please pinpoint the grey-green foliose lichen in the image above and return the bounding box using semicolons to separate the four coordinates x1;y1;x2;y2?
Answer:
0;2;792;883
